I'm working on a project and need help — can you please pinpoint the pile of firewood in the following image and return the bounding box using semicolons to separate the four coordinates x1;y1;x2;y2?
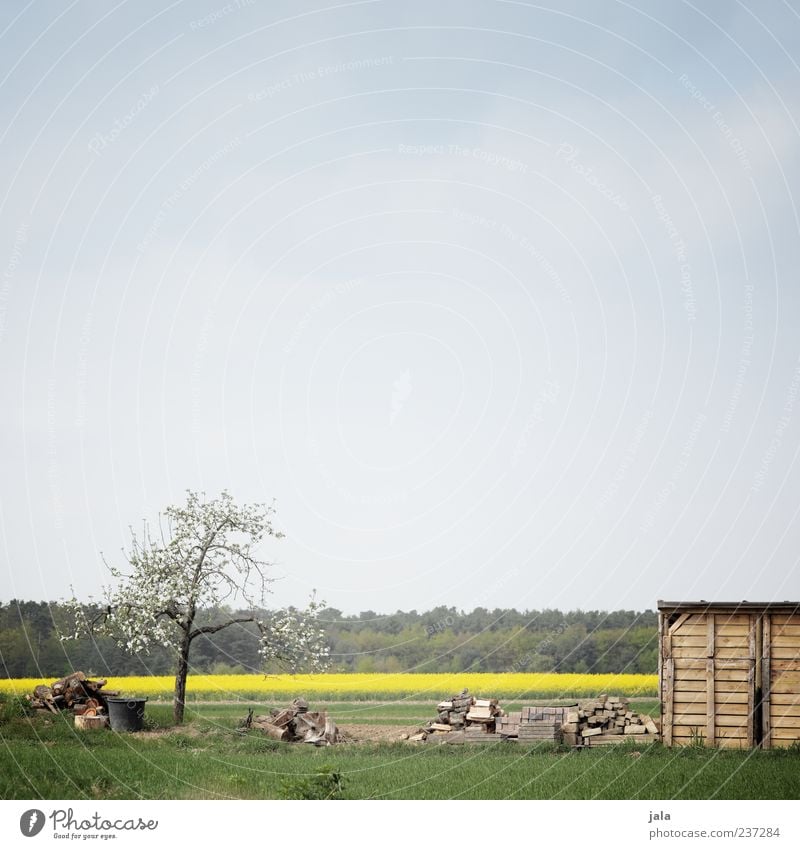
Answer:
566;695;660;746
408;689;503;743
27;672;118;718
240;698;340;746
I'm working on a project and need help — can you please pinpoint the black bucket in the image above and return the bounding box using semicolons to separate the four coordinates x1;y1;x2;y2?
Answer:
106;698;147;732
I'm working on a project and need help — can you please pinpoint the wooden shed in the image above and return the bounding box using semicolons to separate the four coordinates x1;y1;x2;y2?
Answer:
658;601;800;748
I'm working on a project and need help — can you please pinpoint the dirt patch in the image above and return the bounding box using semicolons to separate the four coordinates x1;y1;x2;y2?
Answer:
337;724;419;743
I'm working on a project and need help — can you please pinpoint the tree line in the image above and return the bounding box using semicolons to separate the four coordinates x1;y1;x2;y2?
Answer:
0;601;658;678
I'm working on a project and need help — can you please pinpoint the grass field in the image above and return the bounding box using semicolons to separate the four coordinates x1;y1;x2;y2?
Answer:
0;672;658;701
2;693;799;800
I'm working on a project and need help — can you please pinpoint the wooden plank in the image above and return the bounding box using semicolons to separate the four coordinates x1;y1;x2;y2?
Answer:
711;703;749;715
770;672;800;688
668;612;693;636
675;624;713;636
769;728;800;740
768;659;800;672
770;693;800;705
706;619;715;748
674;692;708;705
762;614;771;749
713;614;751;625
673;666;708;680
707;613;715;658
771;635;800;647
715;624;752;637
663;656;674;746
769;715;800;729
713;714;750;728
672;635;707;648
769;647;800;660
771;624;800;637
672;648;713;659
657;612;664;724
716;647;756;660
747;615;756;748
687;691;748;703
768;615;800;626
715;736;747;749
673;713;706;725
714;725;748;738
715;680;751;693
675;693;748;707
674;635;750;650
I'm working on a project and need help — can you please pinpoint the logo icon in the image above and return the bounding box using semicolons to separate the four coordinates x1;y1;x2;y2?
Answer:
19;809;45;837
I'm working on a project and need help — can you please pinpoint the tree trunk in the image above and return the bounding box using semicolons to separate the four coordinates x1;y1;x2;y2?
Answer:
173;634;191;725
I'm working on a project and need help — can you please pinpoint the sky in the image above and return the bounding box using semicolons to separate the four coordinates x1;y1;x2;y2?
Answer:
1;0;799;615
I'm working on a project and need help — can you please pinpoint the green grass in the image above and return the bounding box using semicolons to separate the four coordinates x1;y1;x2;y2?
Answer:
2;700;798;800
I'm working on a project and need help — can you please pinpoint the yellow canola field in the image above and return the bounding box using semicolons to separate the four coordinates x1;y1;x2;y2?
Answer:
0;672;657;700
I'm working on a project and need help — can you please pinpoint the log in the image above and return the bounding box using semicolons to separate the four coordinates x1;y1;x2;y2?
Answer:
252;720;291;742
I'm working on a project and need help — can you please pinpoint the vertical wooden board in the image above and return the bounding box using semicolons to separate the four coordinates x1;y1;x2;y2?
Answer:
664;656;674;747
747;614;756;748
706;657;715;747
762;614;771;749
706;613;715;748
707;612;715;658
658;612;664;715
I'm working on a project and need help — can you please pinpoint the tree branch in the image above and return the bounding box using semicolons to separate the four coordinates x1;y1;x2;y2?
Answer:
189;616;259;640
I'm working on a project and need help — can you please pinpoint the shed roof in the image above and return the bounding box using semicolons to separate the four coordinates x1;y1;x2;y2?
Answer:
658;600;800;612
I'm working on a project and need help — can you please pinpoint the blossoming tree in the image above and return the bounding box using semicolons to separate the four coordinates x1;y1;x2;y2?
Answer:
65;490;329;724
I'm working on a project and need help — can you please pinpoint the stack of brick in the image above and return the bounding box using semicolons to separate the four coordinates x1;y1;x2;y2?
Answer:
566;694;659;745
497;705;578;743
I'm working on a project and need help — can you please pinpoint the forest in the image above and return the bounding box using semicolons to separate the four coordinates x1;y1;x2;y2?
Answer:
0;601;658;677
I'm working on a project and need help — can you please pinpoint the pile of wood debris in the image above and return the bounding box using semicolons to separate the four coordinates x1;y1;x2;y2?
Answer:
26;672;118;719
407;690;660;746
240;697;340;746
408;689;510;744
569;695;660;746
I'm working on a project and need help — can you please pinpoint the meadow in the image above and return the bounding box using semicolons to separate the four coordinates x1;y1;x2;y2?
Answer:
3;673;798;800
2;700;799;800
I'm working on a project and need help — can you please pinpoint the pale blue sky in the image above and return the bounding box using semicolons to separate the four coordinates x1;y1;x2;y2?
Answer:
1;0;799;612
